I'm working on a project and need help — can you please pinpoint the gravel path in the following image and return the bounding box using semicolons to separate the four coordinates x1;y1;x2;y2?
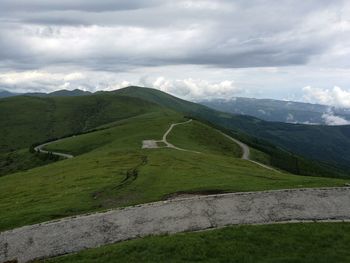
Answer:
34;119;272;171
142;119;199;153
34;138;73;159
220;132;278;171
1;187;350;262
142;119;276;170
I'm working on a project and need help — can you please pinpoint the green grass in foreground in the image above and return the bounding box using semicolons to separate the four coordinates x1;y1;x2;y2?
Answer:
0;112;349;231
44;223;350;263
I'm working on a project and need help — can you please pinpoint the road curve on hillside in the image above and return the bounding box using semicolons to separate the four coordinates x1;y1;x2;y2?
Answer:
142;119;200;153
143;119;278;171
220;132;277;171
161;118;276;170
2;187;350;262
162;119;193;147
34;139;74;159
221;133;250;160
162;119;199;153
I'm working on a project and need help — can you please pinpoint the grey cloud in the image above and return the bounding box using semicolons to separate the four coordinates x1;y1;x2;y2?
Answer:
0;0;349;72
0;0;160;13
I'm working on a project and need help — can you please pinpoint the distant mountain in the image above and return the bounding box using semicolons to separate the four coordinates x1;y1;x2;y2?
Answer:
26;89;91;97
46;89;92;97
0;89;18;98
0;89;91;99
200;97;350;125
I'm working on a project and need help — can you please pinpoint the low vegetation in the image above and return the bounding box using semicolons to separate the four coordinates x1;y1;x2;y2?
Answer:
0;149;60;177
45;223;350;263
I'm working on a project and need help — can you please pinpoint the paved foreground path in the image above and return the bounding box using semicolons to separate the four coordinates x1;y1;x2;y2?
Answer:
1;187;350;262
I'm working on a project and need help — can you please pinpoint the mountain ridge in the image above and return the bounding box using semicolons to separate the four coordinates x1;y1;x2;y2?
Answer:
201;97;350;125
1;86;349;178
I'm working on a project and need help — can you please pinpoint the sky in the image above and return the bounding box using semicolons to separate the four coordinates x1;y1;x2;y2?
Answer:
1;0;350;106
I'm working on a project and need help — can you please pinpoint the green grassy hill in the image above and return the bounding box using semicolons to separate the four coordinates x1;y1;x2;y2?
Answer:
114;86;350;176
0;93;161;153
2;86;348;178
1;110;348;231
1;88;350;262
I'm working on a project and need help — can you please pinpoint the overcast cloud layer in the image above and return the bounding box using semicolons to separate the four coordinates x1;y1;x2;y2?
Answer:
1;0;350;105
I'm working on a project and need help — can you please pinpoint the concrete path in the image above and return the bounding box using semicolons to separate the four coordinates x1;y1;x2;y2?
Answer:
34;138;73;159
1;187;350;262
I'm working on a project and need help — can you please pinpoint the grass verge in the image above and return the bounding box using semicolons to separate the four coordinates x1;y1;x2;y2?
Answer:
44;222;350;263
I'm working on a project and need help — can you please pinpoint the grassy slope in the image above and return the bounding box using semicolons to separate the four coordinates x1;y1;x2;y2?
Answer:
114;86;350;174
167;120;242;157
206;114;350;170
2;88;348;177
0;111;348;231
0;149;60;177
0;94;160;153
45;223;350;263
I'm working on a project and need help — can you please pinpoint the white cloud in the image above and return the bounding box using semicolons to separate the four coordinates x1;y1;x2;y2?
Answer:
0;70;88;92
179;1;234;11
1;1;350;98
286;113;294;122
0;71;84;84
0;69;241;100
322;112;350;125
140;76;241;100
104;81;131;91
258;109;266;115
303;86;350;108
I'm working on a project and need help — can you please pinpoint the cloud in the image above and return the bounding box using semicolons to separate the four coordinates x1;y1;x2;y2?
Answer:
0;1;350;97
303;86;350;108
1;0;349;72
0;0;158;13
322;112;350;125
286;113;295;123
0;70;240;100
103;81;131;91
140;76;241;100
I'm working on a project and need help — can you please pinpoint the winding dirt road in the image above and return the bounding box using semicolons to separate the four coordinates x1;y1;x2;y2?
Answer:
143;118;277;171
142;119;200;153
220;132;277;171
35;119;273;172
34;139;74;159
159;119;276;171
